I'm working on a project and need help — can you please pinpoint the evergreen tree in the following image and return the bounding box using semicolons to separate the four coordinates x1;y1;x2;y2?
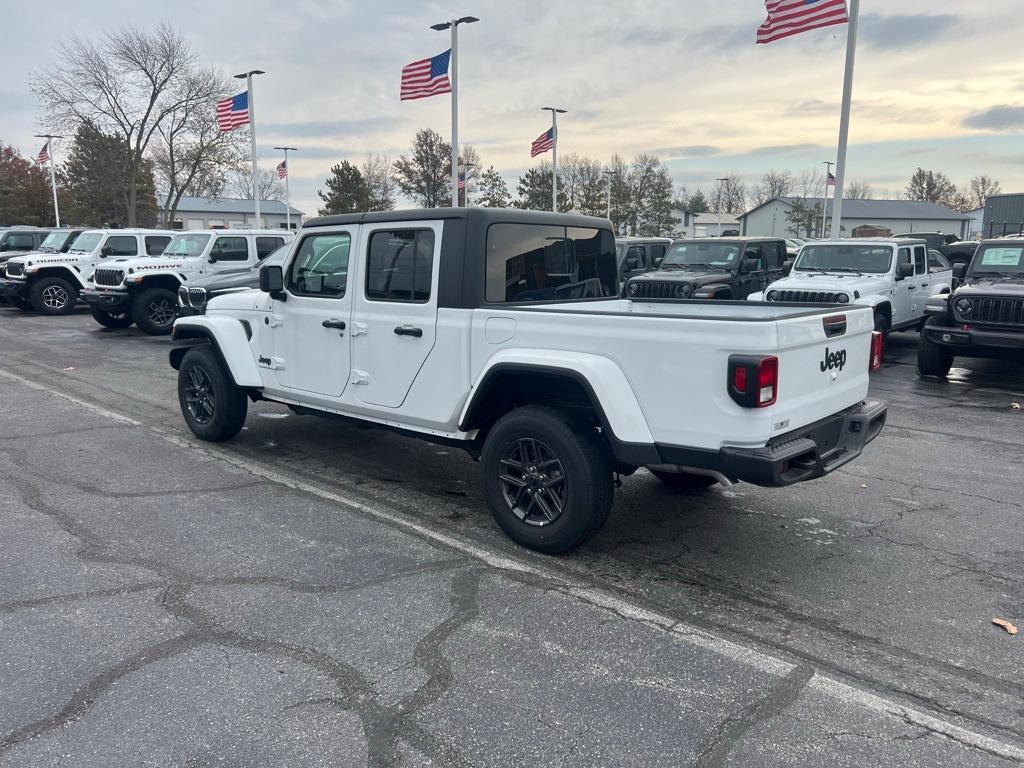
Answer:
905;168;956;206
0;144;60;226
64;122;157;227
318;161;369;215
686;189;710;213
514;164;569;211
477;166;511;208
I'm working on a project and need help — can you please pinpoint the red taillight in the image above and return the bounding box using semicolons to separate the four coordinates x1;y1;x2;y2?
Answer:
869;331;883;372
756;356;778;407
728;355;778;408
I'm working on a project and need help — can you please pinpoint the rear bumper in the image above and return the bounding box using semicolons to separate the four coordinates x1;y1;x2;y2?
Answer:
81;288;131;312
652;399;887;487
923;324;1024;356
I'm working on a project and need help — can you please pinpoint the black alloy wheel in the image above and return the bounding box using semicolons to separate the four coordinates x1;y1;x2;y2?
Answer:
498;438;568;527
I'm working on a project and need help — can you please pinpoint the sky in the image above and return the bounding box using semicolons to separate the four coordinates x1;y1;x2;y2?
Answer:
3;0;1024;216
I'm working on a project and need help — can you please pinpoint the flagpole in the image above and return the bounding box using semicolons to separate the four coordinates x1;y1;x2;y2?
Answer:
830;0;859;238
450;21;460;207
235;70;266;227
542;107;567;212
822;160;834;237
36;134;61;227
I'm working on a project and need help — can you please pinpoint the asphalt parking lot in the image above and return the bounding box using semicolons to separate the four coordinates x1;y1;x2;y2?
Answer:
1;306;1023;767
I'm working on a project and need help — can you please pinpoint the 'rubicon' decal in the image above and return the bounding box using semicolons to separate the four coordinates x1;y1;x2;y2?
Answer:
820;347;847;373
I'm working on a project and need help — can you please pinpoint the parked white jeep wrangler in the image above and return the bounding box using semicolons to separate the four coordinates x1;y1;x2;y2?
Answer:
82;229;293;334
749;238;953;334
0;229;174;315
170;209;887;553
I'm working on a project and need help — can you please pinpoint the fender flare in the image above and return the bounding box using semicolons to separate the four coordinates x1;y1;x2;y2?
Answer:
169;315;262;387
29;266;88;289
692;283;733;299
459;349;655;446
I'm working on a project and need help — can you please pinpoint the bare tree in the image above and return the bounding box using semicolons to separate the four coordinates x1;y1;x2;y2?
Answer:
795;169;826;200
560;154;605;216
361;153;396;211
750;170;794;207
32;23;204;226
968;175;1001;210
458;144;482;206
228;165;285;203
714;174;746;214
152;68;241;227
845;180;873;200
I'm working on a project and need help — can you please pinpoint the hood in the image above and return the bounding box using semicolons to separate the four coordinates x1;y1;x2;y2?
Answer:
631;268;733;287
111;256;195;273
766;272;886;296
5;253;94;268
956;276;1024;297
206;289;263;312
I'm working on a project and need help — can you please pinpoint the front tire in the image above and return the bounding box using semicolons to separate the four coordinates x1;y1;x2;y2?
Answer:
132;287;178;335
649;469;718;490
873;311;890;337
30;277;77;315
91;308;133;329
480;405;613;554
177;346;247;441
917;322;954;378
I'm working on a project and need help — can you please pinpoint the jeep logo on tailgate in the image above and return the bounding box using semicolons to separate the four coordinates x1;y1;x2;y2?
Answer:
820;347;847;372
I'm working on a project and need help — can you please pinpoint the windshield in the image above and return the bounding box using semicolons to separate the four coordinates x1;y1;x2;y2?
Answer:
69;233;103;253
39;231;68;251
164;233;211;257
971;245;1024;275
662;242;741;269
795;244;892;274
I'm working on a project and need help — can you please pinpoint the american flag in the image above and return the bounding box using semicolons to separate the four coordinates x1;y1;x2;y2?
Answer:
400;50;452;101
531;128;555;158
216;92;251;132
756;0;849;44
36;142;49;164
826;171;837;187
457;171;466;190
277;160;287;180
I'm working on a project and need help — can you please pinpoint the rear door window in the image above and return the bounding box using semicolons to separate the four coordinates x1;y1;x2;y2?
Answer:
104;236;138;256
365;230;434;303
256;236;285;260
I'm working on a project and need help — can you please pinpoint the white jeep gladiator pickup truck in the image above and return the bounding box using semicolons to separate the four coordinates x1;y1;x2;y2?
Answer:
82;229;293;334
1;229;174;315
750;238;953;334
170;209;887;553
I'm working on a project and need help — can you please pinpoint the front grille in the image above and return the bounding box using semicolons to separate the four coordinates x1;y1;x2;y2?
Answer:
5;262;24;278
772;290;843;303
92;268;124;287
178;285;207;310
629;281;691;299
965;297;1024;327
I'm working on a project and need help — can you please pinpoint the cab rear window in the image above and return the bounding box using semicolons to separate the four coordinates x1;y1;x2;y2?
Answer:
486;223;617;303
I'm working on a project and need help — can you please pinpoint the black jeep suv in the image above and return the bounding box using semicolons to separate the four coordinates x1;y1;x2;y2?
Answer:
918;239;1024;377
623;237;790;301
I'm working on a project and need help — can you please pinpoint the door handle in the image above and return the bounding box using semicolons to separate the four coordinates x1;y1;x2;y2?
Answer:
322;319;346;330
394;325;423;338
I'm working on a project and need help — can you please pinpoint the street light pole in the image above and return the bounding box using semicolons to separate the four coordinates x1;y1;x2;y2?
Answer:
275;146;298;230
35;133;63;227
234;69;266;226
716;177;728;237
432;16;479;207
541;107;567;212
602;170;617;222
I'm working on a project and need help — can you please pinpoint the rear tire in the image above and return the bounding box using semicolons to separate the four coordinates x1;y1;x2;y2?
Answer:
917;322;954;378
30;277;77;315
132;287;178;335
481;405;613;554
177;345;247;441
649;469;718;490
90;308;133;329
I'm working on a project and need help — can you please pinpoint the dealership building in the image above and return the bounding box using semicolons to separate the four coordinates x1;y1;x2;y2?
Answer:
740;198;972;239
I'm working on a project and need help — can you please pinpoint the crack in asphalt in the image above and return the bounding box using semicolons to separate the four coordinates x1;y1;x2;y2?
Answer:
694;665;816;768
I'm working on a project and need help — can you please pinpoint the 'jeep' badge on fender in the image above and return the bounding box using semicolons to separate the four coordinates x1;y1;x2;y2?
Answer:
820;347;847;373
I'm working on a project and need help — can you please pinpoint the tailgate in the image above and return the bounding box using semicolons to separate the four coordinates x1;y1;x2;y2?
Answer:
770;307;873;436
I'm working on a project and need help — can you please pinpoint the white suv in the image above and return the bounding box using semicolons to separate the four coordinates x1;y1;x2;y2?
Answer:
82;229;293;334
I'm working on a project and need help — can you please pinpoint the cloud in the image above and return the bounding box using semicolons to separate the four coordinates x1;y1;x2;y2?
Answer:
652;145;720;159
748;143;826;156
859;14;959;51
963;105;1024;131
260;117;409;139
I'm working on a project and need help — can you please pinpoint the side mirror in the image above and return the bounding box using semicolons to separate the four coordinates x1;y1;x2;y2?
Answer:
624;257;641;271
100;245;113;258
896;262;914;280
782;259;795;276
952;263;967;280
259;264;284;295
209;250;222;263
742;258;762;273
0;244;9;252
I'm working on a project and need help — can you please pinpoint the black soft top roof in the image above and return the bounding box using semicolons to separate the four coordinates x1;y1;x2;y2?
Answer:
303;207;611;231
671;236;784;245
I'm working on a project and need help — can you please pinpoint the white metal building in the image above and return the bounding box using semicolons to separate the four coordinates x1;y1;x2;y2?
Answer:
739;198;971;239
159;196;304;231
